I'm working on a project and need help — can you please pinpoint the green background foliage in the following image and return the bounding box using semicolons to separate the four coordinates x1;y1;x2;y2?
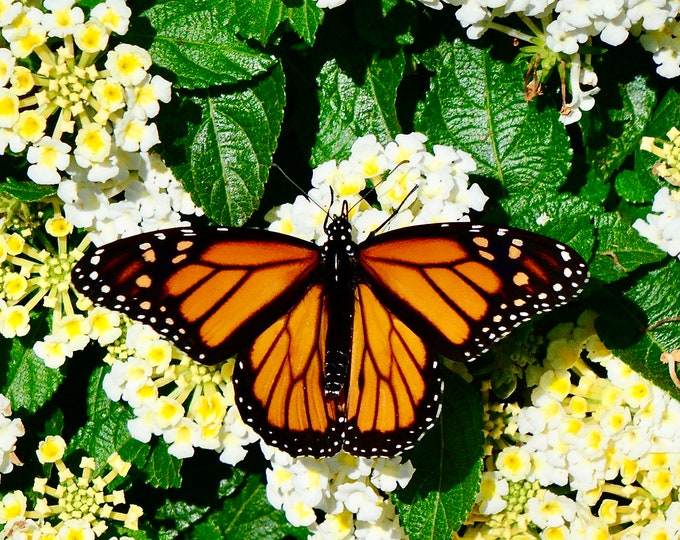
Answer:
3;0;680;538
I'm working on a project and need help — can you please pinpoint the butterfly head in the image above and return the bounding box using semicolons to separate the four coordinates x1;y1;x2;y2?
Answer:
322;201;356;256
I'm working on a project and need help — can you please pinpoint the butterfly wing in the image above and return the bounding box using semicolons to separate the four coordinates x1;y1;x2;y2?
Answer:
72;227;320;364
234;283;344;456
235;281;441;458
358;223;589;361
344;283;442;457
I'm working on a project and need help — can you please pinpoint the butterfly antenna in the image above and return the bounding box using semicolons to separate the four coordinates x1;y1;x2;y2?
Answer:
272;163;327;214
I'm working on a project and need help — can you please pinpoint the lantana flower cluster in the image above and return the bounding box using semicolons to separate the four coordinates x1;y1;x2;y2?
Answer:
457;311;680;539
101;319;260;464
634;126;680;260
0;393;23;480
0;0;171;185
0;200;92;361
58;150;204;246
266;132;487;242
264;445;414;539
0;435;142;538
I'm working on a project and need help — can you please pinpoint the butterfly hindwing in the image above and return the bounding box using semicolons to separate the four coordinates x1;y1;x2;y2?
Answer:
72;227;320;364
344;284;442;457
234;283;344;456
358;223;589;361
235;281;442;458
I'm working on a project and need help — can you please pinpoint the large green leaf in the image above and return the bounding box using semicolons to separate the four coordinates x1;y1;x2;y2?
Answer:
313;51;405;165
172;64;285;225
0;179;57;202
581;75;657;204
191;470;304;539
589;212;666;283
2;335;63;412
416;40;571;195
139;0;275;89
595;261;680;399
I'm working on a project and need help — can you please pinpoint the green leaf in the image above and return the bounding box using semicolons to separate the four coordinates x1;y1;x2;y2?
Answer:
416;40;571;194
395;370;484;538
157;498;212;539
580;75;657;203
313;51;405;165
139;0;275;89
354;0;418;48
191;471;304;539
595;261;680;399
614;169;659;204
173;64;285;225
144;441;184;489
589;212;666;283
2;336;63;412
0;179;57;202
233;0;324;46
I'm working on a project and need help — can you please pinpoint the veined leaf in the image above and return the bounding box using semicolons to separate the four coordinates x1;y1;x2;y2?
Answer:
416;40;571;195
173;64;285;226
139;0;275;89
233;0;324;46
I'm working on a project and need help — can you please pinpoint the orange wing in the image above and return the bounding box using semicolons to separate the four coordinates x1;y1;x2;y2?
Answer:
72;227;320;364
234;282;442;457
359;223;589;361
234;284;344;456
344;284;442;456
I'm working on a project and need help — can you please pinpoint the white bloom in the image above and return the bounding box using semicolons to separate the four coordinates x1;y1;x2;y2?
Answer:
34;335;73;368
126;74;172;119
26;137;71;184
91;0;132;34
105;43;152;86
73;19;109;54
164;418;200;459
114;113;160;152
335;481;383;522
633;187;680;258
476;471;509;514
43;0;85;38
496;445;532;481
526;491;577;529
74;123;112;164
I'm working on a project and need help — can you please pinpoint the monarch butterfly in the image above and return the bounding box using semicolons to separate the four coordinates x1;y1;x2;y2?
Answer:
72;202;588;457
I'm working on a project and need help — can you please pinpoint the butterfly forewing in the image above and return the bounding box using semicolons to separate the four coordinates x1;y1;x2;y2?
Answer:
72;227;320;364
358;223;589;361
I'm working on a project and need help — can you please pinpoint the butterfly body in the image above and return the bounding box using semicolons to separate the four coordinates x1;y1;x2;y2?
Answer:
73;214;588;457
319;209;357;398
